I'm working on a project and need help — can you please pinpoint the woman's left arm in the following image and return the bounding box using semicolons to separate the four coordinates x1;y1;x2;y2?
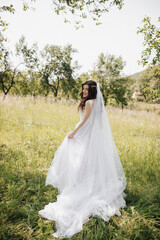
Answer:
68;101;92;139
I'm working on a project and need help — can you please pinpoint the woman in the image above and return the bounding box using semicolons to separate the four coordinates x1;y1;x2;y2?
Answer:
39;80;127;238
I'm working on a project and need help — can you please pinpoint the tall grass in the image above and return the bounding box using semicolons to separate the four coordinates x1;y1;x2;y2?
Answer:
0;95;160;240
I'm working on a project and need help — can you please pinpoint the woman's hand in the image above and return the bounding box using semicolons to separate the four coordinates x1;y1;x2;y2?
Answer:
68;132;74;139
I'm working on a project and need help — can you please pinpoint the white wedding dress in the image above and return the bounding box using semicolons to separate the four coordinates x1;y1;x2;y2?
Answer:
39;83;127;238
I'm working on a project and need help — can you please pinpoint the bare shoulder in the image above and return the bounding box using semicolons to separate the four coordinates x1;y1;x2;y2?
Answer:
85;100;91;107
86;99;94;103
86;99;95;107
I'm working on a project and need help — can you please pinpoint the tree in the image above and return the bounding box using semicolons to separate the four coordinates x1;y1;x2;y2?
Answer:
52;0;124;28
137;64;160;102
16;36;78;97
16;35;40;71
137;16;160;67
0;2;36;97
91;53;126;105
78;72;90;83
109;77;129;110
0;45;22;97
40;44;78;97
15;36;47;96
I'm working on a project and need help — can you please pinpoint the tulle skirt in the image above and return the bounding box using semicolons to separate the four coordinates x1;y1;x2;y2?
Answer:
39;118;127;238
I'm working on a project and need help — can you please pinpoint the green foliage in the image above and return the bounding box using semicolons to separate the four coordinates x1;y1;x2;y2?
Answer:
0;5;14;49
15;36;79;98
0;45;22;96
137;16;160;67
0;35;81;99
52;0;124;28
96;53;125;78
10;72;50;97
60;76;83;100
78;72;90;83
16;35;40;70
0;96;160;239
41;44;78;97
0;1;36;58
0;1;36;15
91;53;128;107
137;64;160;103
0;71;13;94
109;78;129;110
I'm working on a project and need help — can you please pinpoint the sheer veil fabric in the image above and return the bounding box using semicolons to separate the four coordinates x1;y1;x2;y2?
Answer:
38;83;127;238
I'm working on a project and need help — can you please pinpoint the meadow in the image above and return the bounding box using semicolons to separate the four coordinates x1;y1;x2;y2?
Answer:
0;95;160;240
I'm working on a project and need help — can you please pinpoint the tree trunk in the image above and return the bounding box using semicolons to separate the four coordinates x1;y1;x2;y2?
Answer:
121;104;124;112
3;93;6;100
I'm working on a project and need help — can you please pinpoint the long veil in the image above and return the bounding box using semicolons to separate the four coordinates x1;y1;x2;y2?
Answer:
39;82;127;238
93;82;127;188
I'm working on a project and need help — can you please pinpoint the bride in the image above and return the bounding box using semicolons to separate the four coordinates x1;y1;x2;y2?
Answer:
39;80;127;238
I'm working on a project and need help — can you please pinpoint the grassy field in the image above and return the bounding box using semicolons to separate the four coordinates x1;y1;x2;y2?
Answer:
0;95;160;240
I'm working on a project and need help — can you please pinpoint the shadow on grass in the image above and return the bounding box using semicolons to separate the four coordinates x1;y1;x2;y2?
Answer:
0;145;159;240
0;145;58;239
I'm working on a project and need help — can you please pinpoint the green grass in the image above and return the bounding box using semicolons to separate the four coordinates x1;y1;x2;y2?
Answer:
0;95;160;240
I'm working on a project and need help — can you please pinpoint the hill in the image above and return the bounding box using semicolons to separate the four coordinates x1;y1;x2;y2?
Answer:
128;69;145;79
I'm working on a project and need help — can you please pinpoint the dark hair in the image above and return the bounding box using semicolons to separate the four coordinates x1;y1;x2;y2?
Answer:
78;80;97;112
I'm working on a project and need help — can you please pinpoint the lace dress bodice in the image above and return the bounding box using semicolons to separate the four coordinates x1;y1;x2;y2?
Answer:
79;99;94;122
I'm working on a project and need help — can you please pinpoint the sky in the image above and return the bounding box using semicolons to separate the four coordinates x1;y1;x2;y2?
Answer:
2;0;160;77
